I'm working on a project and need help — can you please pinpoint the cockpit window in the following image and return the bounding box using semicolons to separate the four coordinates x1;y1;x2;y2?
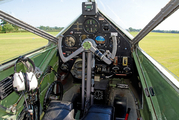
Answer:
139;10;179;78
1;0;177;66
0;0;170;32
0;0;84;31
95;0;170;33
0;22;48;63
0;1;85;63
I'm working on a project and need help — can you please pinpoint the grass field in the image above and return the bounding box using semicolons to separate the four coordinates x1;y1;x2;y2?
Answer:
0;32;178;78
130;32;179;78
0;32;58;63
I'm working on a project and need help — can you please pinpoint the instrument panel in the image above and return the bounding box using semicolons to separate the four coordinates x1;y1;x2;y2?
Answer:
60;12;132;77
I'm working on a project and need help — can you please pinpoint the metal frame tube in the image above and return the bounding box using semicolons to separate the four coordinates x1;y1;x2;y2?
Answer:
82;52;85;110
86;52;92;103
91;54;95;105
0;10;58;43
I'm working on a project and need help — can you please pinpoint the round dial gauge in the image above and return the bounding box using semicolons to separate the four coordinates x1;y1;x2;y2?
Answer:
83;18;99;34
95;36;105;44
60;63;69;71
80;34;88;43
94;90;103;100
64;35;76;47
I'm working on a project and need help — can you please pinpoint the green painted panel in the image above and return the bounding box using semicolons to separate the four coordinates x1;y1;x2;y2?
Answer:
133;51;157;120
0;44;59;119
140;93;152;120
137;48;179;120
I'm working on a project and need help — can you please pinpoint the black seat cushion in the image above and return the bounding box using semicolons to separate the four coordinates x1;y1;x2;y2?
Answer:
83;104;114;120
42;100;74;120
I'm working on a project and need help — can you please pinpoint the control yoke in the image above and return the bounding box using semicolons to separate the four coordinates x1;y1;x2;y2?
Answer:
58;34;117;110
58;34;117;64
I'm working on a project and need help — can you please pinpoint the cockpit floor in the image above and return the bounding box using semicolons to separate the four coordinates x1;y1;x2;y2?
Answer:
109;88;138;120
62;84;81;102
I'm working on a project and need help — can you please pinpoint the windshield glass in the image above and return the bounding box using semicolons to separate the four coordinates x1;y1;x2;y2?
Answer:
0;0;84;31
96;0;170;31
0;0;177;64
139;9;179;78
0;0;171;31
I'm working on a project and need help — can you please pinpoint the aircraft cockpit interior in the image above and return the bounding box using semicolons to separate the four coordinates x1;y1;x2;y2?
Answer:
46;2;140;120
1;0;179;120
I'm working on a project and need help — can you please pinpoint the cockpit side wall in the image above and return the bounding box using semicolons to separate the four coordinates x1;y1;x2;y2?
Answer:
133;46;179;120
0;43;59;119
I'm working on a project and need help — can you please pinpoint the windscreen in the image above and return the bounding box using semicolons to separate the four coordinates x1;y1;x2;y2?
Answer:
0;0;171;32
0;0;175;63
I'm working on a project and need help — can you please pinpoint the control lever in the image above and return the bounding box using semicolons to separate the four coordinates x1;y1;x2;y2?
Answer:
111;32;118;59
104;50;113;61
103;33;118;61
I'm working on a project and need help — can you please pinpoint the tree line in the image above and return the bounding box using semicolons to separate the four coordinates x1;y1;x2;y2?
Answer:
128;27;179;33
0;20;178;34
0;20;23;33
0;20;64;33
37;26;64;32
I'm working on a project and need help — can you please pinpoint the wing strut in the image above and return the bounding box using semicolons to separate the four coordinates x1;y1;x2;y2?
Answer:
0;10;58;43
132;0;179;46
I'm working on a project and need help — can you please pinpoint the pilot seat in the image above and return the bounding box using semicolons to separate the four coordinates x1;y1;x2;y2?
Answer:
82;104;114;120
42;100;75;120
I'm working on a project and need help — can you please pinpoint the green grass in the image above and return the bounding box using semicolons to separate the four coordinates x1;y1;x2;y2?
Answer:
0;32;59;63
130;32;179;78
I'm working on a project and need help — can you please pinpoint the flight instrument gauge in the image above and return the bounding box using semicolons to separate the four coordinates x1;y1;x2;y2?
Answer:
83;18;99;34
80;34;88;43
94;90;103;100
64;35;76;47
95;36;105;44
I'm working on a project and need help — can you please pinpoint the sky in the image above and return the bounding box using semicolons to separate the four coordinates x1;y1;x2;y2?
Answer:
0;0;179;30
